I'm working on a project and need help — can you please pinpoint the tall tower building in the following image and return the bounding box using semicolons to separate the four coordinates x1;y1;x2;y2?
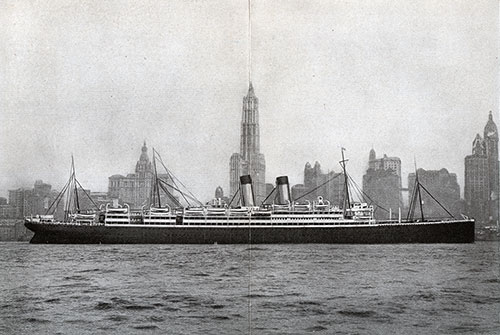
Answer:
136;141;153;178
108;142;172;208
362;149;403;219
484;111;499;223
229;83;266;204
465;112;499;226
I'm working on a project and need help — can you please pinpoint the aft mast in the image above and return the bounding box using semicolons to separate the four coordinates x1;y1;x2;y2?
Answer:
414;165;425;222
340;148;351;216
151;148;162;208
64;155;80;221
406;159;426;222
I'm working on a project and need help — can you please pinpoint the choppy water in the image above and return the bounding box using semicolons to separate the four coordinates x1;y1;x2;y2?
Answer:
0;242;499;334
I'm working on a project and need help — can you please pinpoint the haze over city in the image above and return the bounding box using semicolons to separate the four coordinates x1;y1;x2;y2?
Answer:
1;0;497;201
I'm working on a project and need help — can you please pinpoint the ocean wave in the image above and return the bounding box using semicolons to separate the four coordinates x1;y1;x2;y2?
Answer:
76;268;100;273
161;294;200;304
64;319;88;324
107;315;128;322
63;275;87;281
243;293;269;298
337;309;377;318
483;278;500;284
382;303;407;315
471;295;500;305
297;300;322;306
162;306;180;312
95;302;113;310
94;297;158;312
441;287;462;293
212;315;230;320
211;304;225;309
304;325;328;332
192;272;210;277
110;297;132;304
244;247;267;251
412;322;432;328
25;317;51;323
132;324;159;330
447;323;481;333
403;291;436;302
124;304;156;310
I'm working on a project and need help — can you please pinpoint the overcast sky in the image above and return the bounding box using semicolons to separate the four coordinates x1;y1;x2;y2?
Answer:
1;0;498;201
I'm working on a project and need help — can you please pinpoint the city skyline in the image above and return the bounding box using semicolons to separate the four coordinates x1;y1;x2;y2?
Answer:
1;0;497;201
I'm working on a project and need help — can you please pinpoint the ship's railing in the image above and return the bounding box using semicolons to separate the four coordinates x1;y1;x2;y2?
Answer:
104;203;131;224
206;208;227;216
179;199;380;221
292;200;311;212
26;214;105;226
148;205;172;214
70;213;97;225
175;216;378;226
142;205;176;224
312;196;330;212
346;202;374;221
67;220;104;226
184;207;206;216
25;215;55;224
182;202;349;218
228;208;251;216
142;205;173;216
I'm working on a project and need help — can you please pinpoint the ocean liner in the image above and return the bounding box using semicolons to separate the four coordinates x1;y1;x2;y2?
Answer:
25;151;475;244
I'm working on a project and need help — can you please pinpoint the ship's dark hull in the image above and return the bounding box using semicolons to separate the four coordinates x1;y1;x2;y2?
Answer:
25;220;475;244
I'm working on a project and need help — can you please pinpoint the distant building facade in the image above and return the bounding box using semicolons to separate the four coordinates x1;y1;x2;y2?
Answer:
88;192;112;208
464;112;499;227
108;142;153;207
362;149;402;219
32;180;55;216
5;180;58;219
408;168;462;219
108;142;173;208
291;161;344;206
1;180;58;241
229;83;266;204
265;183;274;204
8;188;32;219
212;186;230;205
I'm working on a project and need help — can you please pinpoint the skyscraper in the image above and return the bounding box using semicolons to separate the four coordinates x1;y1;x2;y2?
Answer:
291;161;344;206
484;112;499;223
229;83;266;204
362;149;402;219
408;168;462;219
7;181;59;219
465;112;499;226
